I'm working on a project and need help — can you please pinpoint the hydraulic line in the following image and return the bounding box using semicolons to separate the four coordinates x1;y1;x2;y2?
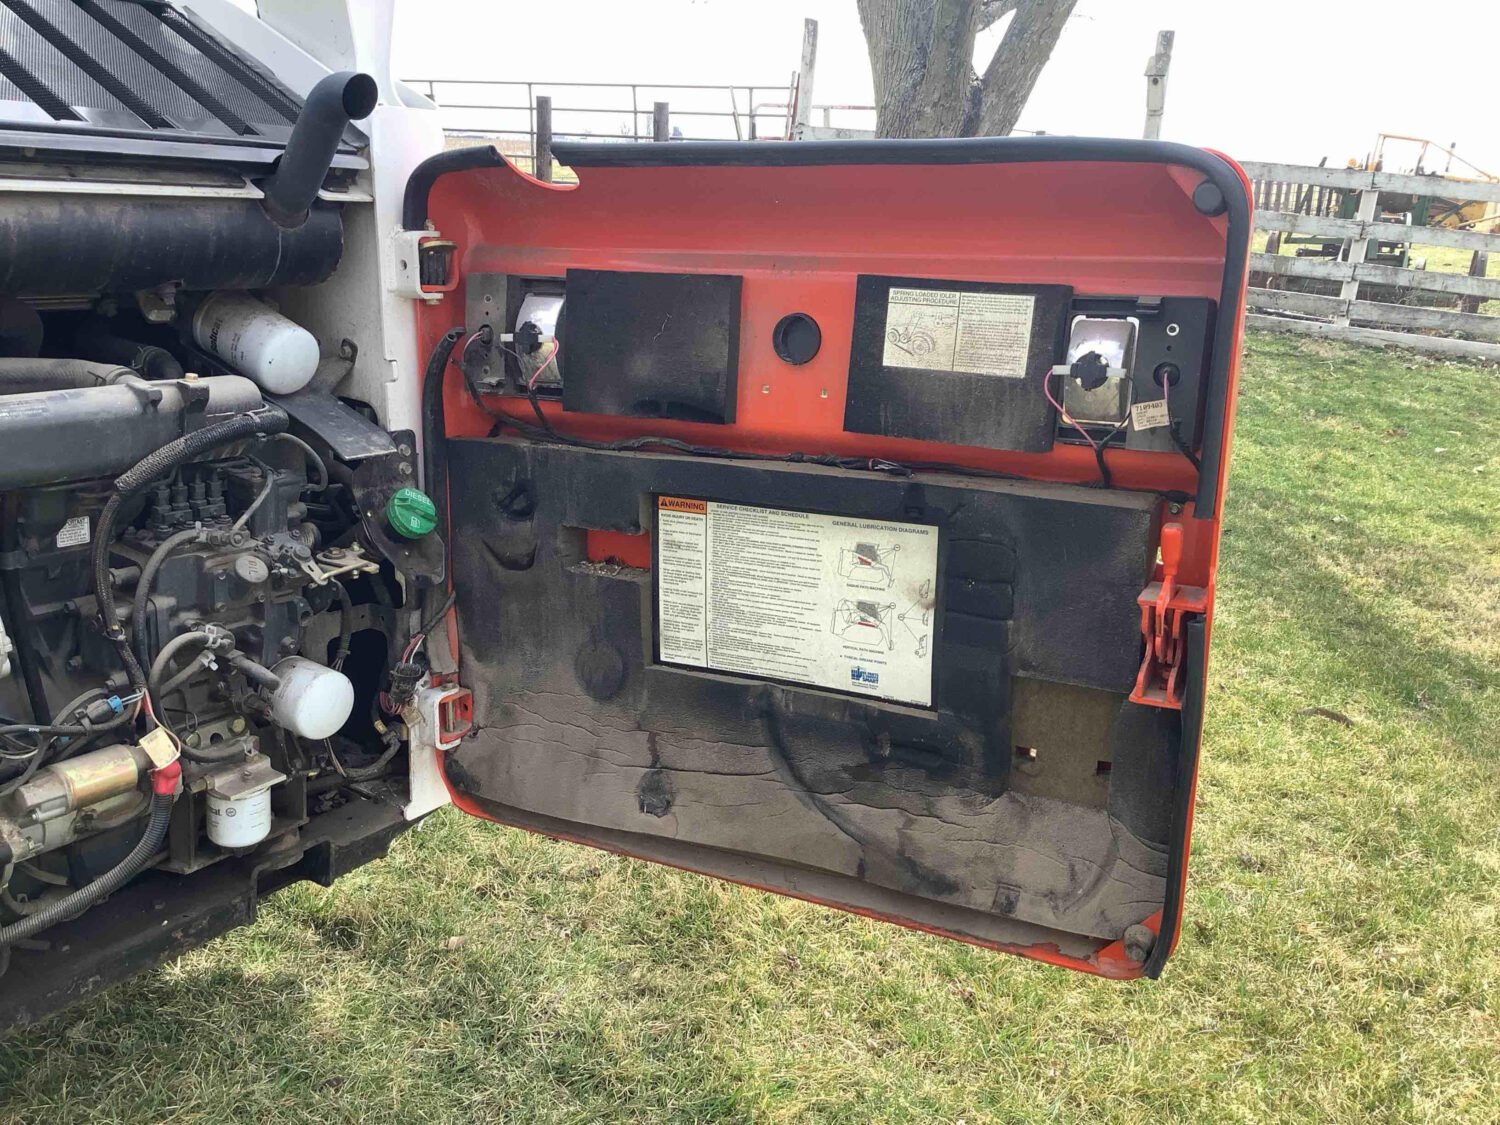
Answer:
146;630;216;701
265;432;328;491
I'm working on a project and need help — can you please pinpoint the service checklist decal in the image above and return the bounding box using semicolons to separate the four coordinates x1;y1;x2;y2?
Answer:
655;497;939;707
881;286;1035;378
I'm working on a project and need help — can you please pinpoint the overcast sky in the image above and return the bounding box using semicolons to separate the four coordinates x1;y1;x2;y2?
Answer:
387;0;1498;175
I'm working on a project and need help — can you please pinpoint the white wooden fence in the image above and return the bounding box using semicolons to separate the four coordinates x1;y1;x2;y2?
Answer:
1242;161;1500;360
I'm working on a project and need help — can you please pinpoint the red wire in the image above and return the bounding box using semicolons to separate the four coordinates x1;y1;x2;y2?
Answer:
1045;367;1103;452
526;340;561;391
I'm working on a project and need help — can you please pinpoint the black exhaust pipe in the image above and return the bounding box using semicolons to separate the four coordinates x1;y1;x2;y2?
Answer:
260;71;378;230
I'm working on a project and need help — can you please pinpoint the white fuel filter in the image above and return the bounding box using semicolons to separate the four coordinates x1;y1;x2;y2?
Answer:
192;291;320;394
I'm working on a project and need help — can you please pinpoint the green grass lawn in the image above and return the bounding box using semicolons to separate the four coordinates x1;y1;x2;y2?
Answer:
1;332;1497;1123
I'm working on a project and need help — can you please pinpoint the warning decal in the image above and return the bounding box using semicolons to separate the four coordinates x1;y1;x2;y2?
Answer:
881;286;1035;378
55;515;90;548
656;497;939;707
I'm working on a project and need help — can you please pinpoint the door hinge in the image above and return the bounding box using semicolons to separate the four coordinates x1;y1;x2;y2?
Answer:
438;687;473;746
1130;522;1207;710
414;681;473;749
390;228;458;302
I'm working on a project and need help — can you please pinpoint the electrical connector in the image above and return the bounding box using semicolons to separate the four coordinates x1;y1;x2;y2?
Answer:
386;661;425;711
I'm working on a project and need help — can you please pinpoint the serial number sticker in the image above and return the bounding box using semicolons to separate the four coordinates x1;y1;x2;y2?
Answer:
55;516;91;548
1131;399;1171;431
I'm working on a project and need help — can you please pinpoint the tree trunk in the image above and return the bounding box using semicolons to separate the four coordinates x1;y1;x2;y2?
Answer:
857;0;978;139
966;0;1077;136
858;0;1077;140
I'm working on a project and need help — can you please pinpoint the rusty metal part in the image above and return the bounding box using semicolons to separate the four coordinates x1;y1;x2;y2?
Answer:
10;743;150;825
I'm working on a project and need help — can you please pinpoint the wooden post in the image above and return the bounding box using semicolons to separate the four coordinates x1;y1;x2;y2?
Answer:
1143;30;1173;140
1335;187;1379;325
792;18;818;140
1461;250;1490;314
652;101;670;142
534;94;553;183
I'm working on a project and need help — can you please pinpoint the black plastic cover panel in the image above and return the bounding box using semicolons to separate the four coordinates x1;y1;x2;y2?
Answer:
561;268;742;424
449;437;1155;702
444;436;1165;942
845;275;1072;452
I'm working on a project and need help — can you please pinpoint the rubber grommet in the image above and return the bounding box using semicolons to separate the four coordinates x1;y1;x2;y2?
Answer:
772;312;822;365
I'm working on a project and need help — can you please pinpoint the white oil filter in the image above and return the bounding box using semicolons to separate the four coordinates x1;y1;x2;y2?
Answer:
192;291;320;394
206;785;273;848
269;656;355;740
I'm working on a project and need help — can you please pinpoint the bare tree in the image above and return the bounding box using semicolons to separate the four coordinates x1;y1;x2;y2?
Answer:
857;0;1078;139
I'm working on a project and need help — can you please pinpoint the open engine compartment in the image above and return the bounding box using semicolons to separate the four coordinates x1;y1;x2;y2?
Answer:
0;38;445;1024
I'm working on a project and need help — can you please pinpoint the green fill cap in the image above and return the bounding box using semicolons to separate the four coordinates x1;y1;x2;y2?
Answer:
386;487;437;539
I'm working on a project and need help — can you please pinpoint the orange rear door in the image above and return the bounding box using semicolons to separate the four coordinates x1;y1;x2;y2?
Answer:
409;138;1250;978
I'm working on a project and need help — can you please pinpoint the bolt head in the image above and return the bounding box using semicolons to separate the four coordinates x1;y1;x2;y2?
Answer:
1123;923;1156;962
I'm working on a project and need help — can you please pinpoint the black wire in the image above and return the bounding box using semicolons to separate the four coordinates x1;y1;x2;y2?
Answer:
481;385;922;478
415;591;458;640
523;382;554;433
1092;443;1113;489
454;341;897;474
1170;422;1202;472
449;340;1212;501
460;324;495;374
0;740;46;797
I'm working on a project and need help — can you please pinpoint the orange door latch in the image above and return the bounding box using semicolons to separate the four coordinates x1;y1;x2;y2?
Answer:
1130;522;1208;710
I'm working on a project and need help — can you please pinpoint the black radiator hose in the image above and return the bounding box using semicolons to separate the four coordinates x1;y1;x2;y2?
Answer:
0;358;138;395
76;322;186;381
92;406;289;696
0;781;176;948
261;71;378;229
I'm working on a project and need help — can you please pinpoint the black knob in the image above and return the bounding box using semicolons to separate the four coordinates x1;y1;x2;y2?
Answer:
1070;351;1111;391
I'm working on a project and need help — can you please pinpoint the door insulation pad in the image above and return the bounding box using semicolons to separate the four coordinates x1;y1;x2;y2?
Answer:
444;437;1169;948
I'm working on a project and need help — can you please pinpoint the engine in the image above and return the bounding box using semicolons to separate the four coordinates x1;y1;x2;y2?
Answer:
0;0;463;1027
0;315;439;963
